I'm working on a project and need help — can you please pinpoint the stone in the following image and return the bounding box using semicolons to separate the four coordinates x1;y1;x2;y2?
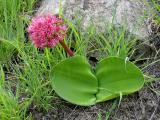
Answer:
36;0;153;39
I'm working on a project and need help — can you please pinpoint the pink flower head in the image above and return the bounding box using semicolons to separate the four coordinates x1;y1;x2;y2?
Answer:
27;15;67;48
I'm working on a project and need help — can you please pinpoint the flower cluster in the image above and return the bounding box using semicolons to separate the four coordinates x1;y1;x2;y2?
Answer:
27;15;67;48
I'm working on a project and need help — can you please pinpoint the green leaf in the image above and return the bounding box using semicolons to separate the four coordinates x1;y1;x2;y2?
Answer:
96;57;144;102
51;56;144;106
0;66;5;87
0;40;16;65
51;56;98;106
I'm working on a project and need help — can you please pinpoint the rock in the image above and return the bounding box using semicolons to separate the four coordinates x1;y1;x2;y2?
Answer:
36;0;153;39
36;0;65;15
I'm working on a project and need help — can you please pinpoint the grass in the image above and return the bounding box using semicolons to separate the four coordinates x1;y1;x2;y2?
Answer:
150;0;160;24
0;0;36;66
0;88;21;120
0;0;159;119
144;0;160;25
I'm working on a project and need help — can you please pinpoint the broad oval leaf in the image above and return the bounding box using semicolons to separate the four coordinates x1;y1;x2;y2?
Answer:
51;56;98;106
96;57;144;102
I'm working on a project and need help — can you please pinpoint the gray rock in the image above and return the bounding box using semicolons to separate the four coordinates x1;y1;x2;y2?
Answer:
36;0;153;39
36;0;65;15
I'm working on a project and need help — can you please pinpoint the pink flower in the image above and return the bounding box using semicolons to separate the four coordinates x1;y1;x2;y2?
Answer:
27;15;67;48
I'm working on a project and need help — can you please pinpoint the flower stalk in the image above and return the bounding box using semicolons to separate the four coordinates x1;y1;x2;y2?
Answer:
60;41;74;56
